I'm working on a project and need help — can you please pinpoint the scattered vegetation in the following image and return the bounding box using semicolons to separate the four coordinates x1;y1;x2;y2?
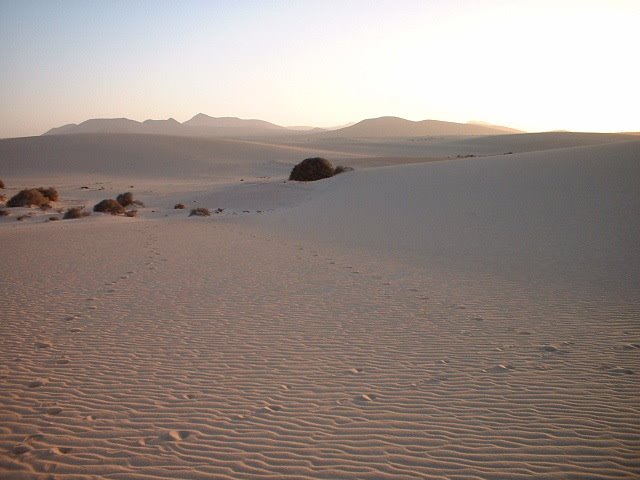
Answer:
7;189;49;208
49;216;60;221
0;179;4;189
174;203;186;209
189;207;211;217
63;207;91;220
0;209;9;216
289;157;353;181
37;187;59;202
116;192;134;207
93;199;125;215
116;191;144;208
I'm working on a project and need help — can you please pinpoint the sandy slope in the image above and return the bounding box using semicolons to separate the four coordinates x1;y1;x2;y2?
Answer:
1;134;639;479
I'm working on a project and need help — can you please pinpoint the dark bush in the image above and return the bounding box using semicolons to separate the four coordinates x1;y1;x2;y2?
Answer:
116;192;133;207
189;207;211;217
289;157;336;182
174;203;186;209
93;199;124;215
0;179;4;189
7;189;49;208
63;207;90;220
0;209;9;216
37;187;59;202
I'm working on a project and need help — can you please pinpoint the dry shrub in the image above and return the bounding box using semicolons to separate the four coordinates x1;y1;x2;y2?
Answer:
93;199;124;215
174;203;186;209
63;207;90;220
116;192;133;207
117;192;145;208
289;157;336;182
37;187;59;202
49;216;60;221
0;179;4;189
0;194;6;202
124;210;137;217
7;189;49;208
0;209;9;216
189;207;211;217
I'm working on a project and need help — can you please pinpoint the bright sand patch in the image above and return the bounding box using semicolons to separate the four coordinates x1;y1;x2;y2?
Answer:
1;134;639;478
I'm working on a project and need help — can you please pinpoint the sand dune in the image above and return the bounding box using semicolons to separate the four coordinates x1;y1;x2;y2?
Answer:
322;116;523;137
1;134;639;479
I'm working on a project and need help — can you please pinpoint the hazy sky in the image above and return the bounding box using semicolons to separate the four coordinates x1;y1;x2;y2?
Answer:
1;0;638;138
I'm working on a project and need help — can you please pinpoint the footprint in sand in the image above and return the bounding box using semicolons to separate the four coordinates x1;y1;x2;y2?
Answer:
601;366;634;376
483;364;514;374
12;444;31;455
354;394;377;403
63;315;79;321
162;430;190;442
69;328;83;333
256;405;282;415
56;358;70;365
46;407;63;415
35;341;52;349
49;447;72;455
28;378;48;388
539;344;561;353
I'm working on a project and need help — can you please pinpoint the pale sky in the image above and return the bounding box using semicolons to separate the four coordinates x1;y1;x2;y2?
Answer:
1;0;638;138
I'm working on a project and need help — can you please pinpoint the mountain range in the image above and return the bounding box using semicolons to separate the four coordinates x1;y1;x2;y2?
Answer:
43;113;522;138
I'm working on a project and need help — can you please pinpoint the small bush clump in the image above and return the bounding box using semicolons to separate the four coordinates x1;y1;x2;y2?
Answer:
174;203;186;209
116;192;144;208
37;187;59;202
63;207;91;220
189;207;211;217
93;199;125;215
116;192;133;207
289;157;335;182
7;189;49;208
0;209;9;216
0;179;5;189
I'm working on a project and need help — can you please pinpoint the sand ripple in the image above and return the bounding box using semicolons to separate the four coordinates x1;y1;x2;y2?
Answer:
1;220;639;479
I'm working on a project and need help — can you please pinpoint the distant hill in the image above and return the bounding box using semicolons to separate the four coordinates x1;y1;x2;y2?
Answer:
43;114;290;137
42;114;522;138
326;116;523;137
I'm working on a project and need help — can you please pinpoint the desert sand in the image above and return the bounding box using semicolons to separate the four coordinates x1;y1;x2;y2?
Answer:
1;131;639;479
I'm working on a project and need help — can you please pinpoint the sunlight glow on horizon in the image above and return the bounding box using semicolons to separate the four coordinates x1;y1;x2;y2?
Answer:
1;0;638;138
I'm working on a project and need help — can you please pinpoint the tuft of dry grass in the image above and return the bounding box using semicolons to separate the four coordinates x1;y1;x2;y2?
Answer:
189;207;211;217
63;207;91;220
174;203;186;209
37;187;59;202
93;199;125;215
0;179;4;189
0;209;9;216
7;189;49;208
